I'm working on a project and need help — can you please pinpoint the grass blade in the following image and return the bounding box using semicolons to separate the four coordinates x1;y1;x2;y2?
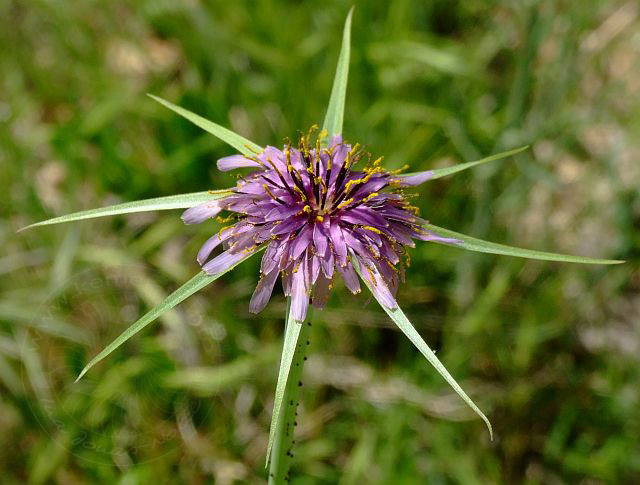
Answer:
353;260;493;438
20;190;231;231
165;344;280;396
266;299;310;471
404;146;529;181
321;8;354;142
148;94;263;156
75;250;258;382
0;302;89;344
426;224;624;264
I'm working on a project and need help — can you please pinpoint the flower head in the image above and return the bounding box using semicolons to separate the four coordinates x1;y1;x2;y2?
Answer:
183;129;458;321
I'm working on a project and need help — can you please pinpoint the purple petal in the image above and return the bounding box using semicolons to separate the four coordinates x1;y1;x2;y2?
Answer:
321;249;335;279
396;170;434;187
329;144;349;184
328;134;343;148
337;260;360;294
281;269;292;296
357;259;397;309
340;207;388;228
272;217;306;235
416;231;462;245
329;220;348;266
290;269;308;321
313;222;328;257
309;253;321;285
264;205;301;222
202;249;252;275
197;231;232;265
351;176;389;196
380;239;400;264
291;225;313;260
258;146;287;172
340;230;368;256
228;229;260;253
261;240;285;274
217;155;260;171
249;268;280;313
181;201;222;225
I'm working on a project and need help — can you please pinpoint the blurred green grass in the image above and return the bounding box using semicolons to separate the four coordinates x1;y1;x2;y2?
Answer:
1;0;639;483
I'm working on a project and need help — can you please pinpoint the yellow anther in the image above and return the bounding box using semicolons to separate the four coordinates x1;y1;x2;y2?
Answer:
302;205;311;213
363;165;384;175
344;151;352;169
242;245;258;254
361;192;379;203
366;267;377;286
344;171;374;192
266;157;285;179
285;146;293;171
385;260;399;272
344;177;363;191
389;164;410;175
293;185;307;200
361;225;382;234
406;205;420;215
300;135;311;157
262;184;279;201
316;215;324;222
337;198;354;209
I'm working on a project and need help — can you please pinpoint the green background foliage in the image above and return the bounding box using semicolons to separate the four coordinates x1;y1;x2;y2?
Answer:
1;0;638;482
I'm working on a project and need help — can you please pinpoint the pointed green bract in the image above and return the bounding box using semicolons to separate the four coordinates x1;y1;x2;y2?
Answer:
266;300;309;468
426;224;624;264
405;145;529;181
353;260;493;438
148;94;263;157
20;190;232;231
321;8;353;143
75;250;259;382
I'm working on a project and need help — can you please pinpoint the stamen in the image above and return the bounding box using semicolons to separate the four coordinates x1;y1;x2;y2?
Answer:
385;259;399;272
336;198;354;209
266;157;295;195
262;184;285;204
361;192;379;203
293;185;307;201
366;266;377;286
360;225;383;234
389;164;410;175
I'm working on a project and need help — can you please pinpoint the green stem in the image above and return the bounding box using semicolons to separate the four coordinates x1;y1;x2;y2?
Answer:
268;307;312;484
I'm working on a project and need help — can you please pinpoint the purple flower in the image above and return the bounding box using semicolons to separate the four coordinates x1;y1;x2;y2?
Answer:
184;132;457;321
